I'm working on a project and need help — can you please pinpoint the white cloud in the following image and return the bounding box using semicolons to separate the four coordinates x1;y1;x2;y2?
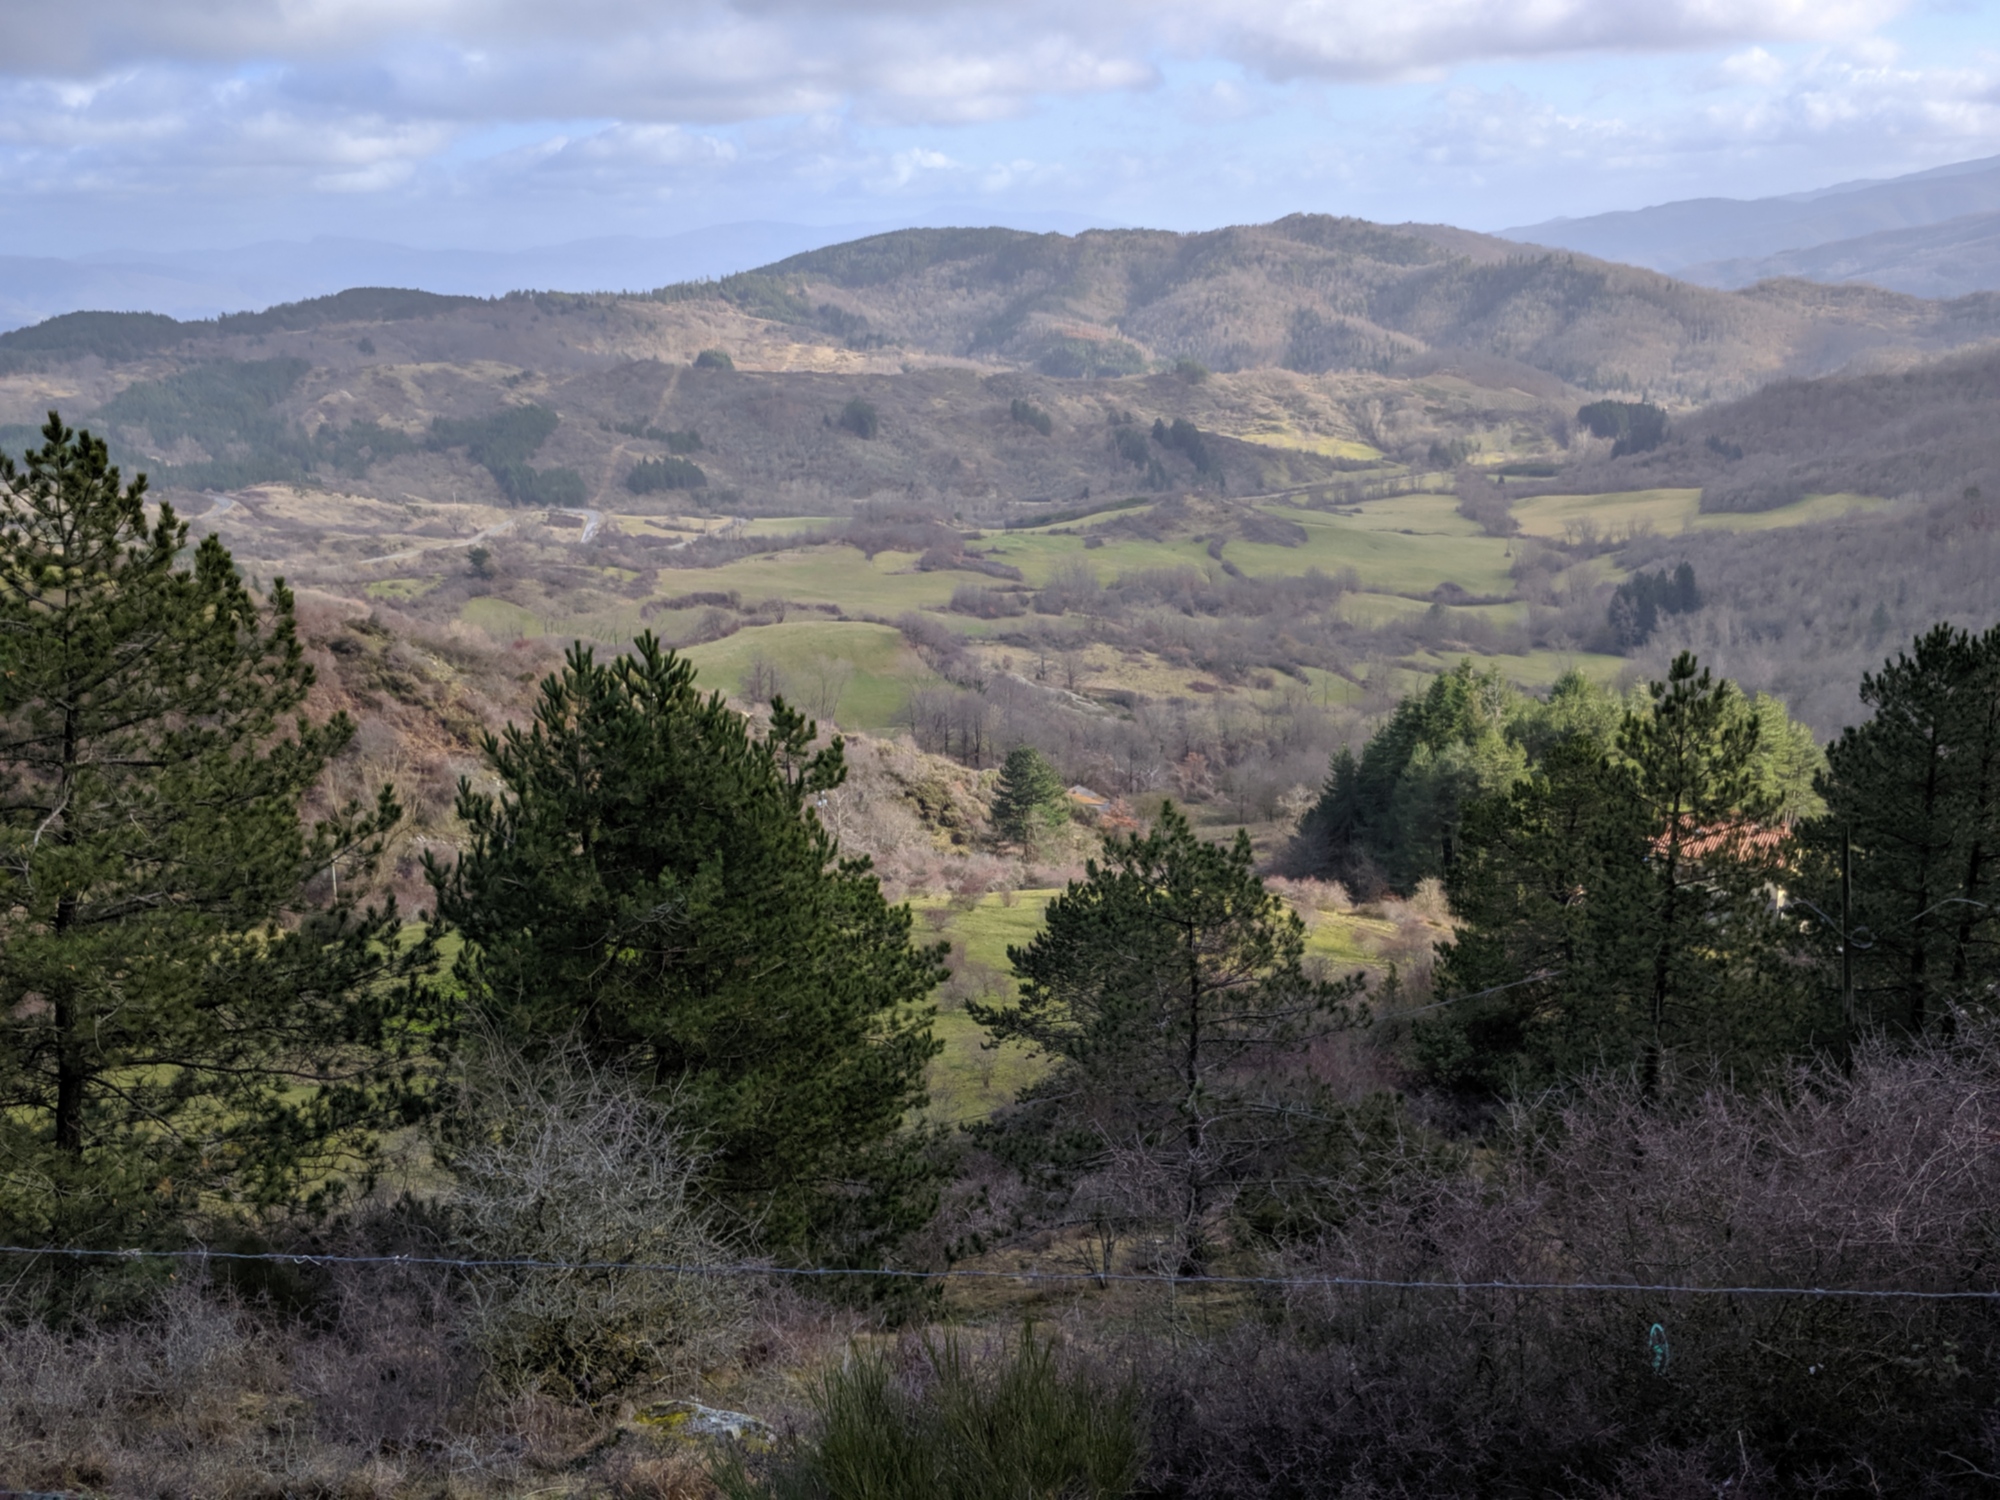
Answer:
0;1;1922;124
0;0;1988;256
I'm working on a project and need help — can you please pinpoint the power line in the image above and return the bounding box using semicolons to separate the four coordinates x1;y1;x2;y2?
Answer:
1;1244;1993;1303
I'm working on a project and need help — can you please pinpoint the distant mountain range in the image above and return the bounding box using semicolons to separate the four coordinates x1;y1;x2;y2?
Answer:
1505;154;2000;298
9;217;2000;410
0;214;1104;333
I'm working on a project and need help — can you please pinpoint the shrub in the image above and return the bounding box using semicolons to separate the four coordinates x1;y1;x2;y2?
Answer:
948;583;1025;618
838;398;880;439
447;1042;750;1403
1009;398;1053;435
715;1329;1144;1500
694;348;735;370
1175;358;1209;385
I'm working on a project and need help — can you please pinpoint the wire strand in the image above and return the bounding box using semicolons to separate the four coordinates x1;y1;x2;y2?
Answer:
2;1244;1993;1302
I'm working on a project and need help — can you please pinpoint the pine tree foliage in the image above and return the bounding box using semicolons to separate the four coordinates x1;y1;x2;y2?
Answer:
430;635;946;1257
972;804;1363;1272
1426;653;1822;1096
1306;662;1823;895
0;414;430;1252
1807;623;2000;1033
990;746;1068;848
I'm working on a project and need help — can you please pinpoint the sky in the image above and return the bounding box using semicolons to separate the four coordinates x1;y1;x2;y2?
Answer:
2;0;1998;257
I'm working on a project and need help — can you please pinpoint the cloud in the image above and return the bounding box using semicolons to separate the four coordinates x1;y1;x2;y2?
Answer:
0;0;1982;258
0;1;1921;124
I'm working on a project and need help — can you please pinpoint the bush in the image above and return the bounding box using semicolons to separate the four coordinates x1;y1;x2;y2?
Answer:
1009;398;1053;435
838;398;880;439
446;1042;750;1403
1146;1038;2000;1498
947;583;1025;618
716;1329;1144;1500
1174;358;1209;385
694;348;735;370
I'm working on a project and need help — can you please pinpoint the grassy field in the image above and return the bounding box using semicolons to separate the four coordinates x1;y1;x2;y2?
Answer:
1511;487;1888;539
680;620;922;731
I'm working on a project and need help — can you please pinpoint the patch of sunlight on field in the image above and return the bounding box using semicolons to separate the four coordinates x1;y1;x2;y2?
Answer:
980;530;1214;586
365;576;441;600
680;620;918;731
1340;591;1432;626
911;889;1057;1121
460;597;543;638
1301;910;1396;970
1328;491;1486;537
660;544;994;613
1229;506;1515;596
1235;426;1383;462
1513;488;1888;540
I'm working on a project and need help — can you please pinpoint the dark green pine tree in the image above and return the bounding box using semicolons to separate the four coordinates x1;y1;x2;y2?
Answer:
972;804;1363;1273
429;636;946;1258
1809;623;2000;1035
0;415;430;1254
990;745;1068;850
1421;735;1652;1095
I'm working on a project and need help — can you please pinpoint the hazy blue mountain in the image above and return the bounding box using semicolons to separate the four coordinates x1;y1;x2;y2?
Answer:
1502;154;2000;276
1680;210;2000;299
0;213;1110;331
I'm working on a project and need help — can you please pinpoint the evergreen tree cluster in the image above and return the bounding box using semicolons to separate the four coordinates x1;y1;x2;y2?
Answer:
1009;398;1053;436
1305;659;1821;894
1423;654;1814;1096
427;403;586;507
1807;622;2000;1033
625;454;709;493
837;398;880;439
609;420;702;453
0;414;949;1282
431;638;946;1256
1576;398;1667;456
1607;560;1700;648
1151;416;1219;477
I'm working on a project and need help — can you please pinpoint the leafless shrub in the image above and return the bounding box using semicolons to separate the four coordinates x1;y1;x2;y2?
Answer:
1146;1032;2000;1497
448;1041;752;1404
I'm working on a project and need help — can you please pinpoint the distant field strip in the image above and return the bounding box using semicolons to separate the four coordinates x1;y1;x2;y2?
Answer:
1511;487;1888;539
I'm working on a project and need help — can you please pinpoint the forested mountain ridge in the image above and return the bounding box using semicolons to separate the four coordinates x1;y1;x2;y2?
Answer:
689;215;2000;401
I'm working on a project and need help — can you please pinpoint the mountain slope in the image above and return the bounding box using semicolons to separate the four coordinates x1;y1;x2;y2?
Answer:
1681;210;2000;299
699;215;2000;401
